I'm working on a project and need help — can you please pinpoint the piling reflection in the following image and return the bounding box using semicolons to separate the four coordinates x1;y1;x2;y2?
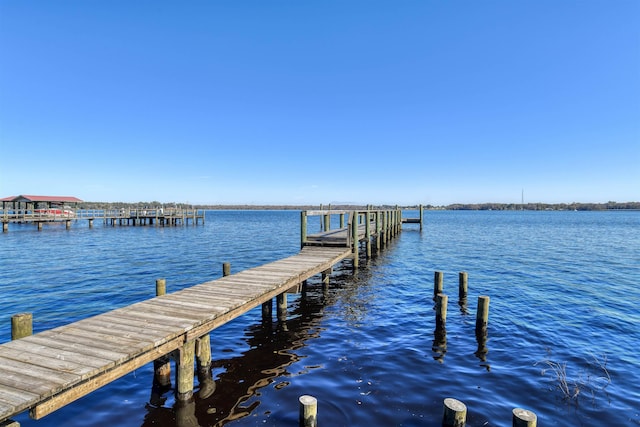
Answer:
432;327;447;363
475;328;490;371
140;279;331;427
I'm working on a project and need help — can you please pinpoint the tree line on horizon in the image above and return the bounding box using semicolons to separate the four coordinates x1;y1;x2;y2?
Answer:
77;201;640;211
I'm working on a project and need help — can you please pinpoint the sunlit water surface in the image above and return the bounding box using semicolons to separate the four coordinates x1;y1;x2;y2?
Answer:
1;210;638;426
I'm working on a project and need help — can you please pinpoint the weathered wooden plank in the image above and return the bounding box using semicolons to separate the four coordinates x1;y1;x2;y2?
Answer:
71;317;178;347
0;357;79;388
0;347;98;379
36;327;148;355
86;311;183;337
153;293;228;313
0;339;113;371
19;335;126;363
139;299;219;321
31;335;184;420
0;367;62;396
0;384;40;413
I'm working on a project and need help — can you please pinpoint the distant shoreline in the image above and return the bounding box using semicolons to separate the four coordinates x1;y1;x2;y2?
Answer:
78;202;640;211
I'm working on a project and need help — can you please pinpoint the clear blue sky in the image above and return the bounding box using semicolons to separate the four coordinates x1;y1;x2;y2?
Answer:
1;1;638;205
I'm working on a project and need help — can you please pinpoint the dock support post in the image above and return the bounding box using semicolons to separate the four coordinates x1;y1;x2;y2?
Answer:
176;340;196;401
37;222;42;231
419;204;424;230
442;398;467;427
65;220;71;229
223;262;231;277
322;268;331;293
351;212;359;269
277;293;287;321
88;219;93;228
3;222;8;232
300;211;307;248
299;395;318;427
340;213;345;228
512;408;537;427
323;210;330;232
196;334;215;398
153;279;172;390
365;211;371;258
262;299;272;322
11;313;32;340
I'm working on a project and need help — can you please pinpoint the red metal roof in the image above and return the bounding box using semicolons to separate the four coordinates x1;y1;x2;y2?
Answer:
2;195;83;203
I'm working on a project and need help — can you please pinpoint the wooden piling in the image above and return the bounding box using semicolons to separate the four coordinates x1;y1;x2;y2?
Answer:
419;204;424;230
300;211;307;248
442;398;467;427
262;299;272;322
154;279;171;388
11;313;32;340
475;296;490;334
155;278;166;297
351;212;359;269
434;271;444;297
277;293;287;321
458;272;468;300
365;210;371;257
176;340;195;401
299;395;318;427
195;334;215;398
436;294;448;330
512;408;537;427
223;262;231;277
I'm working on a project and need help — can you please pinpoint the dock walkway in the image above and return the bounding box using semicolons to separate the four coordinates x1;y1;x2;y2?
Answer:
0;207;421;424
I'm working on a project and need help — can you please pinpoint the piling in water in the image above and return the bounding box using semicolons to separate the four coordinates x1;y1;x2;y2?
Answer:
475;295;490;334
299;395;318;427
458;272;468;300
442;397;467;427
512;408;537;427
436;293;448;330
434;271;444;298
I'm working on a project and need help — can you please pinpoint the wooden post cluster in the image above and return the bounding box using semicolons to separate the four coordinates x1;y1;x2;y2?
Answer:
441;399;536;427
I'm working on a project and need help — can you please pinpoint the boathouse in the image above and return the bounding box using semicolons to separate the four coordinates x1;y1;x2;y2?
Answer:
0;195;83;212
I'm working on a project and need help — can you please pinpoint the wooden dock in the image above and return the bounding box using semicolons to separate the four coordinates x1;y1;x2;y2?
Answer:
1;208;205;232
0;207;420;424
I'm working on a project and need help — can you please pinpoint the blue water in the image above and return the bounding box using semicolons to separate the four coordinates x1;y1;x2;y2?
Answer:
0;210;638;426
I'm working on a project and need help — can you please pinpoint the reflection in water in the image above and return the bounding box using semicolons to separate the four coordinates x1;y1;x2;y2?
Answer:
475;329;490;372
140;276;333;427
432;327;447;363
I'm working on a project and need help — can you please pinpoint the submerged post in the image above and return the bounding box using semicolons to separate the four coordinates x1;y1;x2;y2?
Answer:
442;398;467;427
299;395;318;427
11;313;33;340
